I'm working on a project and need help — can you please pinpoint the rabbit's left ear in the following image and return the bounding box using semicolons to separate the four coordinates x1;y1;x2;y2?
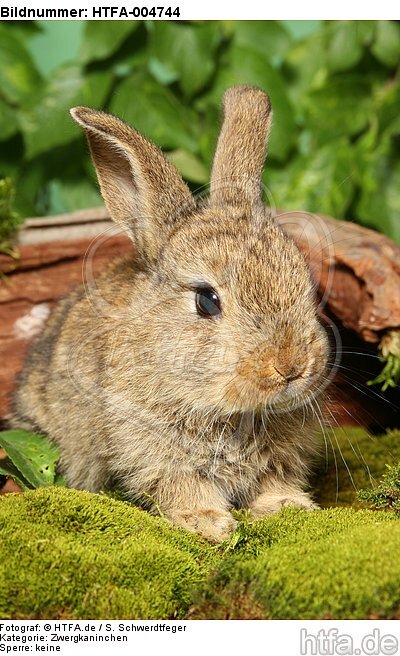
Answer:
210;86;272;210
70;107;196;263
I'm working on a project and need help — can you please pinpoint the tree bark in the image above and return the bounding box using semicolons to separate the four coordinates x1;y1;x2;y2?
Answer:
274;210;400;344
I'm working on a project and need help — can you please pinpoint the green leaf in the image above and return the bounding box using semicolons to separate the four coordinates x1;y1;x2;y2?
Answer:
0;24;43;104
13;161;47;217
0;430;61;489
232;21;292;65
80;20;139;63
267;139;356;218
0;133;23;182
305;76;372;145
328;21;365;72
54;473;67;486
147;22;222;98
4;22;42;43
194;103;221;168
110;74;199;152
373;79;400;137
356;138;400;243
280;21;322;41
283;32;327;104
166;149;208;184
0;100;19;141
354;21;377;46
19;65;113;159
148;59;178;86
371;21;400;68
46;179;103;215
0;458;31;491
26;21;85;76
208;45;297;162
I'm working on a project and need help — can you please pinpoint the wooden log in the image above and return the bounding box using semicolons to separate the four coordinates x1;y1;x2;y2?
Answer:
0;225;132;421
275;210;400;343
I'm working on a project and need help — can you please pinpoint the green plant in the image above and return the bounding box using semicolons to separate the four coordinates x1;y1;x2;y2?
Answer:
1;487;400;619
368;329;400;391
1;427;400;618
0;20;399;243
358;462;400;513
0;177;22;255
0;429;65;490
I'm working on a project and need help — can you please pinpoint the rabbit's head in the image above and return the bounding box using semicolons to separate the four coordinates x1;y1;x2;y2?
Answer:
71;86;329;417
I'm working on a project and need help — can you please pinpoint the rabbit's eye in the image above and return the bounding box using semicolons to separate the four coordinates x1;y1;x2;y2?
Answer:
195;287;221;318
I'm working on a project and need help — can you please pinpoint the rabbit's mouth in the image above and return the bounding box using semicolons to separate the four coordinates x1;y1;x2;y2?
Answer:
223;365;328;414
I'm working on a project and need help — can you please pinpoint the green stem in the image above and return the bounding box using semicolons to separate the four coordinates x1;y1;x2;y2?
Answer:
367;329;400;392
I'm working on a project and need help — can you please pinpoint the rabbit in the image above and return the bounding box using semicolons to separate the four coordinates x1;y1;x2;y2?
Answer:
12;86;330;542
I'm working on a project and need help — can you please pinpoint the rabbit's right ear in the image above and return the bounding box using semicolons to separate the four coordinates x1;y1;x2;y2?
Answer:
70;107;196;263
210;86;272;210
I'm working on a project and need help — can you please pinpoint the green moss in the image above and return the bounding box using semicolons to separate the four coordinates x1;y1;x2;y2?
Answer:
1;428;400;619
313;427;400;508
191;508;399;619
0;487;218;619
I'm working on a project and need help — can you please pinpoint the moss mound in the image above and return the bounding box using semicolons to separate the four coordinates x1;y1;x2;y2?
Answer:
190;508;400;619
0;487;217;619
1;428;400;619
313;427;400;507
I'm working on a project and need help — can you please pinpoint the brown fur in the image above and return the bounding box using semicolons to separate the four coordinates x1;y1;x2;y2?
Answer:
12;86;329;542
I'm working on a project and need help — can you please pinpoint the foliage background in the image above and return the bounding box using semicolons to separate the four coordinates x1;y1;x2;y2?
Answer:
0;20;399;242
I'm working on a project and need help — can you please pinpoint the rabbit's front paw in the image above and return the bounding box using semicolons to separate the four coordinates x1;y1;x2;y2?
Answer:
250;490;318;517
168;509;237;543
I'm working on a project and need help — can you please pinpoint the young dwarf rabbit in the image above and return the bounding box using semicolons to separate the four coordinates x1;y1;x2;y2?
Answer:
13;86;329;542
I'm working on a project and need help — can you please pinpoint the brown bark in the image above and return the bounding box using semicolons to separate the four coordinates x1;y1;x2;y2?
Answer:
275;210;400;343
0;224;131;421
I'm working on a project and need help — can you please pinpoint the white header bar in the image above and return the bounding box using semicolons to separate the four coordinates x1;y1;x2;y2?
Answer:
0;0;399;20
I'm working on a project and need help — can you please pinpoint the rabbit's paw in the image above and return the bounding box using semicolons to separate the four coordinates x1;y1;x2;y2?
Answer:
168;509;237;543
250;490;318;517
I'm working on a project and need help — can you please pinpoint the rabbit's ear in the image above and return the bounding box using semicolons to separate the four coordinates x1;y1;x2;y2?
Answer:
70;107;195;262
210;86;272;209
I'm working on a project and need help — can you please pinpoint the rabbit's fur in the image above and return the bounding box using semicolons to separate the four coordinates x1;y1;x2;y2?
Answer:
12;86;329;542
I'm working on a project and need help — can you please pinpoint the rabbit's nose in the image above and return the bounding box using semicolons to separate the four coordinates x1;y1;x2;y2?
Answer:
273;364;305;383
